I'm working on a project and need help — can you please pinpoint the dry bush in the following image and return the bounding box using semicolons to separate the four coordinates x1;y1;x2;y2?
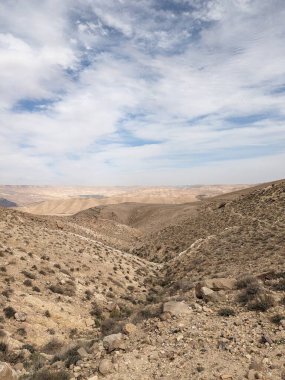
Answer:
22;270;36;280
21;369;70;380
42;338;64;355
3;306;16;318
271;314;285;324
218;307;236;317
248;294;275;312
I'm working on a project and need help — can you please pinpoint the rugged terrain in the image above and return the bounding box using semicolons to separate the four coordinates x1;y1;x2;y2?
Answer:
0;180;285;380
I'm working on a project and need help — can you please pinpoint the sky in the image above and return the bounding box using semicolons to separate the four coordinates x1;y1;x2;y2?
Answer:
0;0;285;185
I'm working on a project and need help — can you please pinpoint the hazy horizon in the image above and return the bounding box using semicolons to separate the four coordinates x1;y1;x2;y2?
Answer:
1;1;285;185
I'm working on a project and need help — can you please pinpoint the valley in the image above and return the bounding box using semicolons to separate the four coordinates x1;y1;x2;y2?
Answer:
0;180;284;380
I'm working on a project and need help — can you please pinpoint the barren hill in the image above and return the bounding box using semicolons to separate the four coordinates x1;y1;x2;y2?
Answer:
0;180;285;380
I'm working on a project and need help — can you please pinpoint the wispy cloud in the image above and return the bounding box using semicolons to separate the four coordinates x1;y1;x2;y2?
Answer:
0;0;284;185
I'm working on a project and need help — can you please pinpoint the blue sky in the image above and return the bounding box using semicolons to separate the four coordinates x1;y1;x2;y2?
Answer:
0;0;285;185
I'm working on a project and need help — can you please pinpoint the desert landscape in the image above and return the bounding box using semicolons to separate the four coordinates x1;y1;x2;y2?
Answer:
0;179;285;380
0;184;250;214
1;1;285;379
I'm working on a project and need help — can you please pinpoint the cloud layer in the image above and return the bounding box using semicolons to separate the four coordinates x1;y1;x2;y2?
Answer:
0;0;285;185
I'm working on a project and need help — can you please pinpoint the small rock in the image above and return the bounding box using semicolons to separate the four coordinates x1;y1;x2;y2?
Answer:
249;359;263;372
247;369;263;379
77;347;89;358
14;312;26;322
103;333;124;352
98;359;113;375
122;323;137;335
261;334;273;345
14;363;23;371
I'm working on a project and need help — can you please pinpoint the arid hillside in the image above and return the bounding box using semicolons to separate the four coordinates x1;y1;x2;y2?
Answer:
0;180;285;380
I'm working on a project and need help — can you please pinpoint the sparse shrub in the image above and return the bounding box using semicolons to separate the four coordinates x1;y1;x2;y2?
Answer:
17;328;27;336
23;279;33;287
101;318;122;335
273;279;285;291
22;344;35;353
0;341;8;354
44;310;51;318
3;306;16;318
0;266;7;272
133;304;163;323
69;328;77;339
33;286;40;293
237;279;263;304
236;275;257;289
248;294;275;312
27;352;46;371
42;338;63;355
22;270;36;280
270;314;285;324
2;288;13;298
22;368;70;380
53;345;80;368
90;302;103;319
85;290;92;300
218;308;236;317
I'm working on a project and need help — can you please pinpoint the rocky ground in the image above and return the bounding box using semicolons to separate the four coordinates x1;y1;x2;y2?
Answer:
0;180;284;379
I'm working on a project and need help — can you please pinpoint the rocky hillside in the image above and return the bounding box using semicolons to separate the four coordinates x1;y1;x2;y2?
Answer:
0;180;285;380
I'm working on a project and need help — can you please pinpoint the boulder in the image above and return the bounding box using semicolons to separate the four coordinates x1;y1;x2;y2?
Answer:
195;286;224;302
0;362;18;380
196;278;236;296
163;301;191;316
103;333;124;352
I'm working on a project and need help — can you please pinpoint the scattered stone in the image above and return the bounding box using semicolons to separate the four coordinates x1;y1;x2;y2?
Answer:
163;301;191;316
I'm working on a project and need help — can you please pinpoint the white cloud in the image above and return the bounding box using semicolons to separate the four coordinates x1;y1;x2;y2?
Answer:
0;0;284;185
